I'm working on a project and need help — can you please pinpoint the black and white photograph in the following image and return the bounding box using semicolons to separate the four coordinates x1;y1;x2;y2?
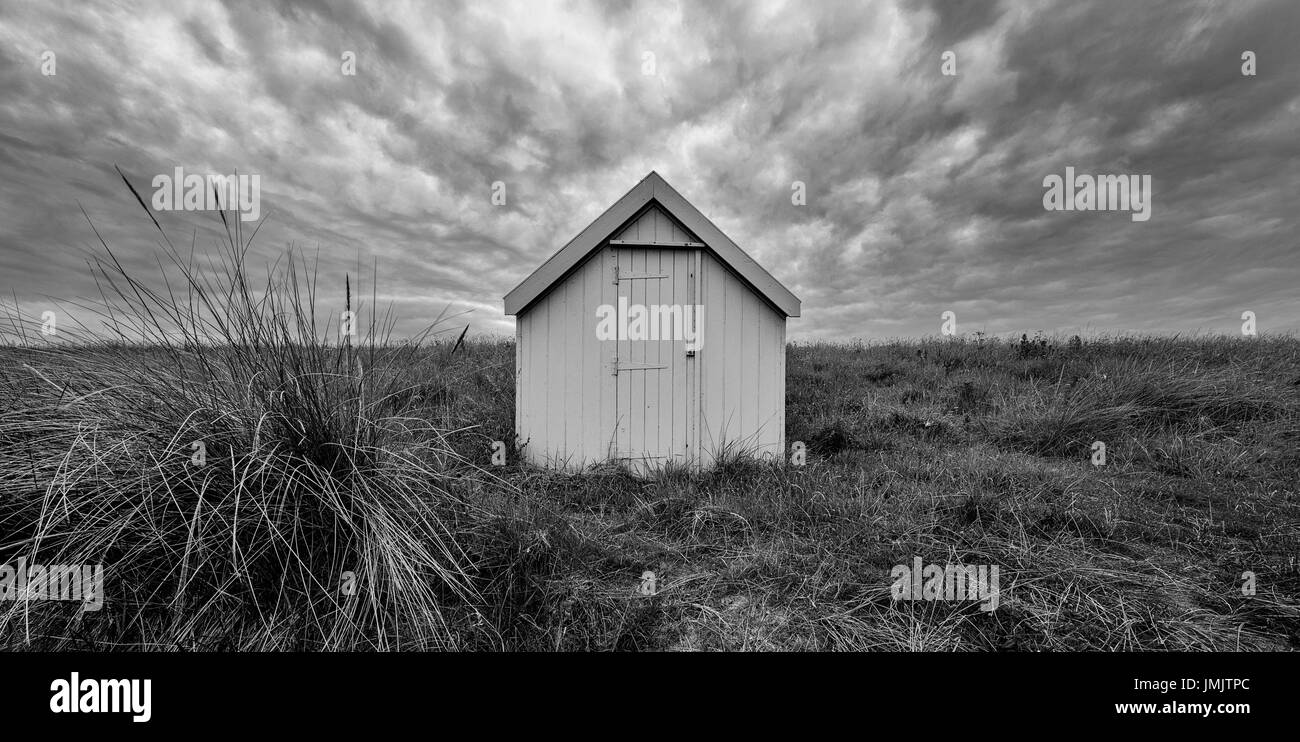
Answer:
0;0;1296;728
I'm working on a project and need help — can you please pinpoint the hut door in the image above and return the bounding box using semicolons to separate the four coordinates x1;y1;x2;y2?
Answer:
610;246;702;473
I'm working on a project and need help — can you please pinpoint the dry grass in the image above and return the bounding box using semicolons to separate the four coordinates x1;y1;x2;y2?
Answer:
1;191;1296;650
0;200;499;650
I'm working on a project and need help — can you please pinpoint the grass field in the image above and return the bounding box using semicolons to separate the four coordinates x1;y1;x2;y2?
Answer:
1;228;1297;651
3;328;1297;651
424;332;1300;650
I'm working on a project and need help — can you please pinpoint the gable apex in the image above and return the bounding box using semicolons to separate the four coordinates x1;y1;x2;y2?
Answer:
504;172;801;317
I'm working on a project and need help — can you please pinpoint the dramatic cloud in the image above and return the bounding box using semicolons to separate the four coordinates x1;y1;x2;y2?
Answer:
1;0;1296;342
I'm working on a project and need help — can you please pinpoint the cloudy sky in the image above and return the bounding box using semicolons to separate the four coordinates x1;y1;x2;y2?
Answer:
1;0;1296;342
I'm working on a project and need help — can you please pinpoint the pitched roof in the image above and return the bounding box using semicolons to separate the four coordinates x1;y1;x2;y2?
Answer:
503;171;801;317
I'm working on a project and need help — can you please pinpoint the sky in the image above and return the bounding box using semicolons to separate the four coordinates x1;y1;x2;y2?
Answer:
0;0;1296;343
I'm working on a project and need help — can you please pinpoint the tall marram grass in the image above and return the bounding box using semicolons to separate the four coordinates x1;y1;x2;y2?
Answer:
0;197;494;649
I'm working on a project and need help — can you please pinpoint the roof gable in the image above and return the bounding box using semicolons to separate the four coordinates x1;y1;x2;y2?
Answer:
612;202;698;244
503;172;801;317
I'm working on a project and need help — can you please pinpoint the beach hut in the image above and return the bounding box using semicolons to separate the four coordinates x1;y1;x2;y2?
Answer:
504;171;801;473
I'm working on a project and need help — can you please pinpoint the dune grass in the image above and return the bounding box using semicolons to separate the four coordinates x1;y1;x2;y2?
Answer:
421;333;1300;650
0;202;503;650
4;323;1297;650
1;197;1296;649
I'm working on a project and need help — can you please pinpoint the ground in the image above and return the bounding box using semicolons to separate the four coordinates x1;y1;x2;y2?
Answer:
422;333;1300;650
2;333;1297;650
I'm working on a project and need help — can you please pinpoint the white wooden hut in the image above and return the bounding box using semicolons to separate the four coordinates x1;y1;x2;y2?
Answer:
503;171;801;473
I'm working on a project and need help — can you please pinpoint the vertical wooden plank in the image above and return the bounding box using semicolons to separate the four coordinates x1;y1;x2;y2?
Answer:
616;248;630;460
515;316;523;460
537;287;550;465
548;284;567;466
532;306;543;464
765;310;781;456
602;247;617;459
642;248;655;462
648;248;660;469
640;206;653;240
697;252;712;463
517;312;528;464
582;253;600;468
555;271;567;466
631;209;644;240
672;249;686;462
761;301;771;455
630;248;645;464
615;248;625;459
655;249;669;463
527;301;540;464
659;249;672;463
756;296;770;455
701;252;725;465
617;209;634;241
576;256;588;468
691;248;703;468
565;259;583;469
722;260;743;456
554;280;566;466
759;309;774;454
741;288;758;451
778;320;787;460
535;294;550;464
641;251;650;462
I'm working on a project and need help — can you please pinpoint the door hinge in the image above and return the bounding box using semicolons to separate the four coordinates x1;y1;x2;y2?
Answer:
612;265;668;284
613;362;668;374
